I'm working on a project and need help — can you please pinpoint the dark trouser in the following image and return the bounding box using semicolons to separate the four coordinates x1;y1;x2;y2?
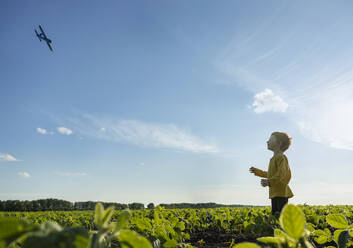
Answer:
271;197;288;215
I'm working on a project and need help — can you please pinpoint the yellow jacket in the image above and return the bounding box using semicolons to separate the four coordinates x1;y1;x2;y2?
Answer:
254;153;294;199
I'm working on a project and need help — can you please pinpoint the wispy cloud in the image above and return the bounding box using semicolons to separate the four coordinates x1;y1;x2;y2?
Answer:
57;126;73;135
18;172;30;178
54;171;87;177
36;127;48;135
0;153;18;162
63;115;220;154
293;84;353;150
252;89;288;113
217;65;280;93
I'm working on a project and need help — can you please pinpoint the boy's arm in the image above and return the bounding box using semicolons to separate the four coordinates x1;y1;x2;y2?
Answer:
253;168;268;178
268;157;288;187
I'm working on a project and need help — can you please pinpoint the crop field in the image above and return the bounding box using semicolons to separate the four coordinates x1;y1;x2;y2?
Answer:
1;204;353;248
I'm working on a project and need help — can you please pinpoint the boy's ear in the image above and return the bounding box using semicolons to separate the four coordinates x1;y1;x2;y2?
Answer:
277;140;283;148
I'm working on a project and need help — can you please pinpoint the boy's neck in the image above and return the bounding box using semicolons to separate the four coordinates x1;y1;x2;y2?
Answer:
273;150;283;156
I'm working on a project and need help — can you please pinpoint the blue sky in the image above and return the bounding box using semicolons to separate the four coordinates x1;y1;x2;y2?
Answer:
1;0;353;206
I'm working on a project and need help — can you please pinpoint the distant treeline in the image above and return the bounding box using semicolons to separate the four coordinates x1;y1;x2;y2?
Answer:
0;199;257;212
0;199;144;212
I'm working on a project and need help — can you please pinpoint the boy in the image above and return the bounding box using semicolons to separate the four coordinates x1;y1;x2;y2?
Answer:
249;132;294;215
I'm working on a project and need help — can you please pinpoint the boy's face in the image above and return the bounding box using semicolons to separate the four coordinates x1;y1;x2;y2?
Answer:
267;135;281;151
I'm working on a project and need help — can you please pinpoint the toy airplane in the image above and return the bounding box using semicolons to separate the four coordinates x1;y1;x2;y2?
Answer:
35;25;53;51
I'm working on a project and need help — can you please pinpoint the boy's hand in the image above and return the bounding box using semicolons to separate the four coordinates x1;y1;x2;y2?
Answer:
249;167;257;174
261;179;269;187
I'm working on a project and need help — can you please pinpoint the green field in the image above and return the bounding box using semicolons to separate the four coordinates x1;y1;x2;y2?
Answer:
1;204;353;248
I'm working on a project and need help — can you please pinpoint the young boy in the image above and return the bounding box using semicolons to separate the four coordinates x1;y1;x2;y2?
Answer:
249;132;294;215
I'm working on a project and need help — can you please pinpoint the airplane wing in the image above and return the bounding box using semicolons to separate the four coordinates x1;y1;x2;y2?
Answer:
39;25;48;39
34;30;41;41
46;41;53;51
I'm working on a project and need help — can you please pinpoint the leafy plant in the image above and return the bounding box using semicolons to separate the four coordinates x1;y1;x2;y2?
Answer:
3;204;353;247
232;204;315;248
0;203;152;248
324;213;353;248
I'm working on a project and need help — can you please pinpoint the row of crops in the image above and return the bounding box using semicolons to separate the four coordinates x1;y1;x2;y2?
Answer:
1;204;353;247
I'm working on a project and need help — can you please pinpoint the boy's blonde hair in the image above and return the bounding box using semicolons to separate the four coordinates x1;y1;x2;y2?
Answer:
271;132;292;152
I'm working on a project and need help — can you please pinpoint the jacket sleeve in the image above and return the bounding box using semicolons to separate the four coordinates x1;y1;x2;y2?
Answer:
254;168;268;178
268;156;288;188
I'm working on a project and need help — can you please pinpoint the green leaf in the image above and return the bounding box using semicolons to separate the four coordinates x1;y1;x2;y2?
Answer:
234;242;261;248
274;229;286;238
326;214;348;229
22;226;89;248
347;240;353;247
175;221;185;231
350;230;353;237
334;230;350;248
279;204;306;240
314;236;327;244
163;239;179;248
312;229;326;236
114;210;131;232
324;228;332;236
338;230;349;248
334;230;344;245
257;237;282;244
100;206;115;227
0;218;38;246
324;228;333;242
94;203;104;226
118;230;152;248
306;223;315;232
273;228;297;247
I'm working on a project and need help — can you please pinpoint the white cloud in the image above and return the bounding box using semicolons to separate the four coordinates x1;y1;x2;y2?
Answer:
18;172;30;178
54;171;87;176
252;89;288;113
0;154;18;162
63;115;220;154
216;19;353;150
57;126;73;135
220;55;353;150
36;127;48;135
